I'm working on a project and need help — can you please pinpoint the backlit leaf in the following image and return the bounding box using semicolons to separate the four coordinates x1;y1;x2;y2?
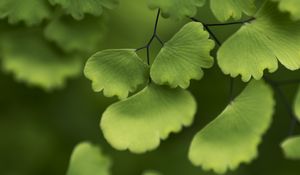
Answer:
218;1;300;82
49;0;118;20
84;49;149;99
189;80;274;174
67;142;111;175
101;83;197;153
0;0;51;26
150;22;214;89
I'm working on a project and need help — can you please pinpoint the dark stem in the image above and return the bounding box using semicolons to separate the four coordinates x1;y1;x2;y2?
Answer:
136;9;162;83
190;17;255;46
205;17;255;27
136;9;164;55
146;45;152;83
264;77;300;136
190;17;221;46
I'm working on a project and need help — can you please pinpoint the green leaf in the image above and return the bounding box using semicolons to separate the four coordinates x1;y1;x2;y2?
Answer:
49;0;118;20
142;170;162;175
218;1;300;82
101;83;196;153
189;80;274;174
0;29;81;90
84;49;149;99
0;0;51;26
147;0;255;21
281;136;300;160
209;0;256;22
147;0;206;20
150;22;214;89
273;0;300;20
44;16;106;53
293;86;300;121
67;142;111;175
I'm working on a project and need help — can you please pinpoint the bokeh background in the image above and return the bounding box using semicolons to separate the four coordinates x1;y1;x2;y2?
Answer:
0;0;300;175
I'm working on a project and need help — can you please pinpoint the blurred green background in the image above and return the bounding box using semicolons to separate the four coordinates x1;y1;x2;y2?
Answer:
0;0;300;175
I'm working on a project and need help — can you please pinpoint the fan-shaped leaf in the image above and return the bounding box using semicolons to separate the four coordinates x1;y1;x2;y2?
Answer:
49;0;118;20
209;0;256;22
189;80;274;174
67;142;111;175
148;0;205;20
84;49;149;99
44;16;106;53
101;83;197;153
218;1;300;82
150;22;214;89
0;0;51;25
0;30;81;90
281;136;300;160
273;0;300;20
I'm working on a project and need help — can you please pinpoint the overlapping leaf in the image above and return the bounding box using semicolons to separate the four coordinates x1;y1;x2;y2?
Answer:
150;22;214;88
67;142;111;175
281;136;300;160
273;0;300;20
148;0;255;21
0;0;51;25
49;0;118;20
218;1;300;82
44;16;106;53
101;83;197;153
148;0;206;20
0;30;81;90
209;0;256;22
189;80;274;174
84;49;149;99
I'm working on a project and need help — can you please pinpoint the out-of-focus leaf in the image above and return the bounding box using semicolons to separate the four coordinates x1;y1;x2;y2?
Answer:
49;0;118;20
67;142;111;175
281;136;300;160
0;0;51;25
0;29;81;90
44;16;106;53
273;0;300;20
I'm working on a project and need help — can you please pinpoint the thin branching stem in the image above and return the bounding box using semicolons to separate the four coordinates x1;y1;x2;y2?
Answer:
190;17;222;46
205;17;255;27
136;9;164;65
136;9;163;83
190;17;255;46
